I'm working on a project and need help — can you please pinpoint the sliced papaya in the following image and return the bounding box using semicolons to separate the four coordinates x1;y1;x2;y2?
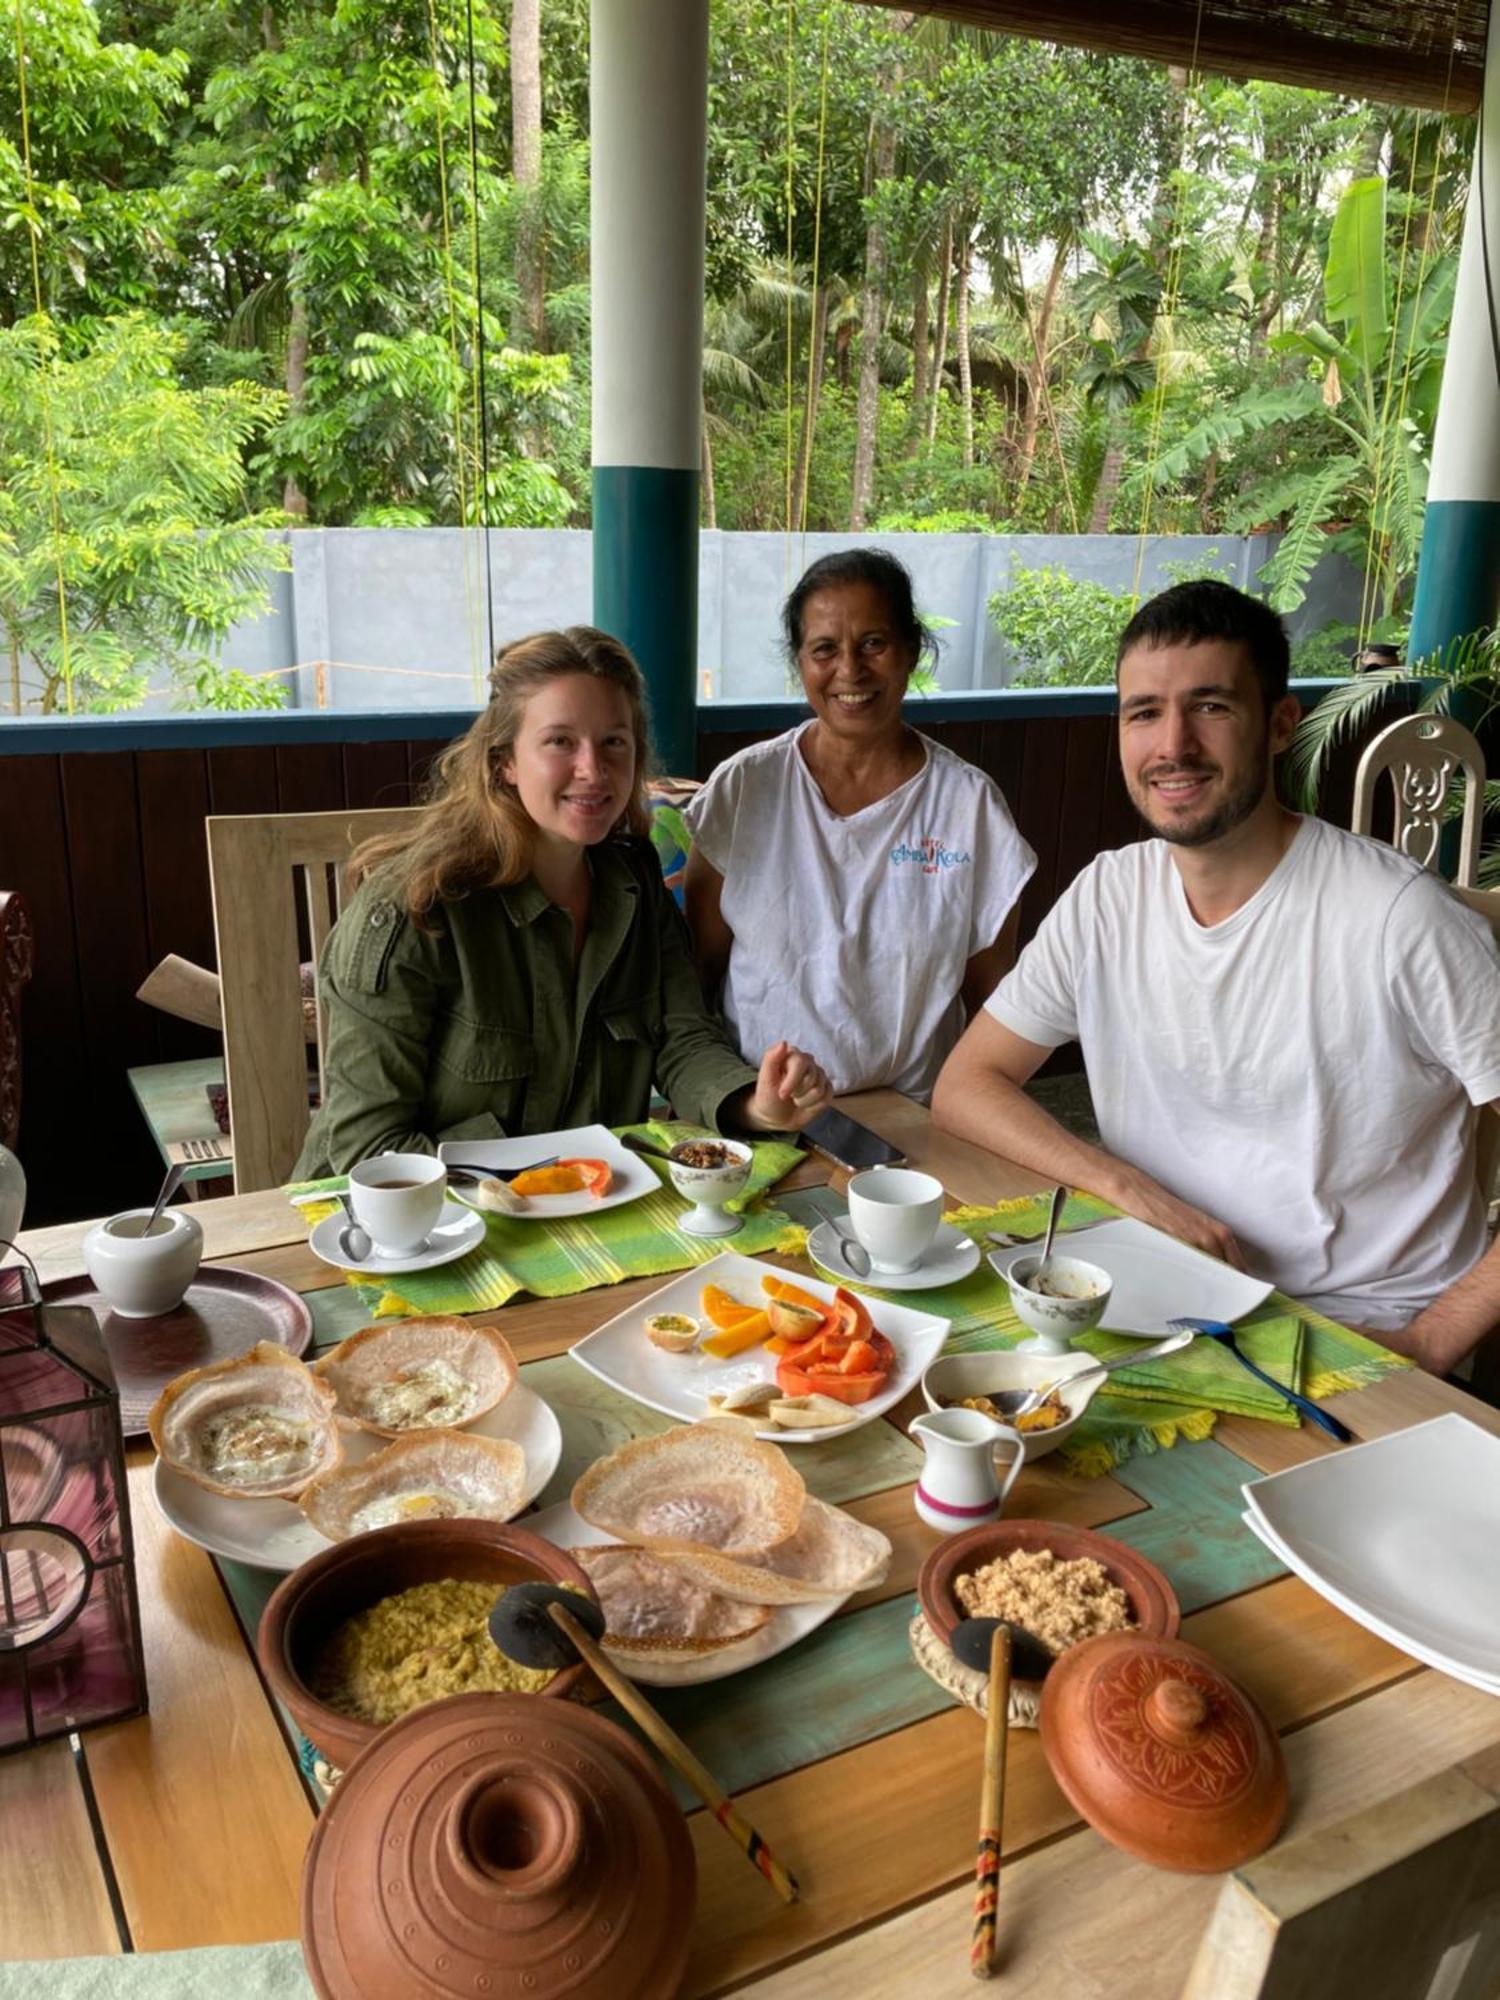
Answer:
832;1286;875;1343
558;1157;613;1198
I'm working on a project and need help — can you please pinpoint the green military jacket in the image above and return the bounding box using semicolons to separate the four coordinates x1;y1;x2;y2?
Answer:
295;837;757;1178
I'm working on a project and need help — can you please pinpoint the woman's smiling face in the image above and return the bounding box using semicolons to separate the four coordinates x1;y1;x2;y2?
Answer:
500;673;637;851
796;581;917;740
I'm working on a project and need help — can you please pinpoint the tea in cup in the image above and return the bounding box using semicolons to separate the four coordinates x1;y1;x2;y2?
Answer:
348;1153;447;1256
82;1207;204;1318
846;1168;946;1274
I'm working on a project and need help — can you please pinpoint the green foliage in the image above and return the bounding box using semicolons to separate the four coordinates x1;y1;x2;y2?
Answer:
871;508;996;533
988;554;1231;687
0;315;289;714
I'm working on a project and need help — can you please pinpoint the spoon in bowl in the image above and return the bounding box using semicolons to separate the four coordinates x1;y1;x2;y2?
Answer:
981;1328;1196;1422
1032;1183;1068;1290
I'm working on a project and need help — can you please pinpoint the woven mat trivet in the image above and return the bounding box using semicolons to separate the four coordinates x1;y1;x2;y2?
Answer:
908;1612;1042;1728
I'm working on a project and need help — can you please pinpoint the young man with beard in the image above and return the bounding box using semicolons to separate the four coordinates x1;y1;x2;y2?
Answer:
932;580;1500;1373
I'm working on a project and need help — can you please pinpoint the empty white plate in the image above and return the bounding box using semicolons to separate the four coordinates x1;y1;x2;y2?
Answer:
1242;1414;1500;1688
309;1198;486;1275
569;1249;950;1444
525;1499;849;1685
439;1126;659;1220
990;1215;1273;1336
152;1382;563;1572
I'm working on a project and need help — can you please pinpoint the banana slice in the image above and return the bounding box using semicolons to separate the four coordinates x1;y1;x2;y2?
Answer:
766;1394;858;1430
472;1176;527;1216
706;1379;780;1417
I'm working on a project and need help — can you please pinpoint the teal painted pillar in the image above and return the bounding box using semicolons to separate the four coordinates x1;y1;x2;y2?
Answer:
590;0;708;778
1408;2;1500;667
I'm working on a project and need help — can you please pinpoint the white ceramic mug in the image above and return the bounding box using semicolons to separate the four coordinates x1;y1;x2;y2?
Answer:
348;1153;448;1255
846;1167;946;1274
83;1208;203;1318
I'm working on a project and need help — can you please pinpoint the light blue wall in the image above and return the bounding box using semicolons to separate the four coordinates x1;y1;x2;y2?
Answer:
56;526;1364;713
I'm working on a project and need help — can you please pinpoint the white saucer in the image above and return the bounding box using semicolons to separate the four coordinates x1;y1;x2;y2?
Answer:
151;1383;563;1572
808;1218;980;1291
309;1198;486;1275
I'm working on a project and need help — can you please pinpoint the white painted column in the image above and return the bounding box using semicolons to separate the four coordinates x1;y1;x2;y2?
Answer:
590;0;709;775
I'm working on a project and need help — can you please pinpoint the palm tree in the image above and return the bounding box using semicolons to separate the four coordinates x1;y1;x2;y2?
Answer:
1072;234;1162;532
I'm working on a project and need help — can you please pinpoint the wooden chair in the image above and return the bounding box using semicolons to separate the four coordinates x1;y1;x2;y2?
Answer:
1352;713;1486;886
0;890;35;1151
1181;1743;1500;2000
207;809;417;1193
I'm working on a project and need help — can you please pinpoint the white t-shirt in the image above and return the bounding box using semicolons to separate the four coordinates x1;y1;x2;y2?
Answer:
687;725;1035;1101
986;815;1500;1328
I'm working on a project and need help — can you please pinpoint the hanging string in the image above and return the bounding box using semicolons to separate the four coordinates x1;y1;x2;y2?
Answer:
1360;30;1459;651
11;0;74;716
1130;0;1207;604
425;0;486;702
783;0;797;568
463;0;497;675
797;4;832;549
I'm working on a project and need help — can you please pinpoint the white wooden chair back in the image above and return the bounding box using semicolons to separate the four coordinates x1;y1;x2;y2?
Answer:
1352;713;1486;886
206;808;419;1193
1181;1744;1500;2000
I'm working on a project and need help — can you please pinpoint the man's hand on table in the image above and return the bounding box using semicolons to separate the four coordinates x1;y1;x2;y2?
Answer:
1102;1162;1247;1270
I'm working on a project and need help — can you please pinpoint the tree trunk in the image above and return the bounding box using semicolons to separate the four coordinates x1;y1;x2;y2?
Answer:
510;0;545;348
1088;433;1124;534
907;238;930;455
1016;234;1067;498
701;412;716;530
792;280;829;530
925;215;953;453
283;290;310;520
954;226;973;471
850;106;899;530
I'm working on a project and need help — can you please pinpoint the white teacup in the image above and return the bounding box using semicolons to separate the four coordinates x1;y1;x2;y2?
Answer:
846;1168;946;1275
348;1153;448;1256
83;1208;203;1318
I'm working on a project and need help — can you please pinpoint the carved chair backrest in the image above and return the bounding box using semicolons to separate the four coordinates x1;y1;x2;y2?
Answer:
206;809;419;1194
0;891;35;1151
1181;1744;1500;2000
1352;713;1486;886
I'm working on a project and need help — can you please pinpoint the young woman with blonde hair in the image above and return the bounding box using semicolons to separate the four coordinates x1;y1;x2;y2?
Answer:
296;627;830;1176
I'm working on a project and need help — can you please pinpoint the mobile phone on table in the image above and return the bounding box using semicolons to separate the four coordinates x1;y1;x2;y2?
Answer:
802;1108;907;1173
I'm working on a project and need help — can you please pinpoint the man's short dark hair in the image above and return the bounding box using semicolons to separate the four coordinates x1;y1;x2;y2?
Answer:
1116;580;1291;708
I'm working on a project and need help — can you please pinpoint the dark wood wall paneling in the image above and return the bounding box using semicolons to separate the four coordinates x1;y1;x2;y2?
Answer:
3;706;1389;1224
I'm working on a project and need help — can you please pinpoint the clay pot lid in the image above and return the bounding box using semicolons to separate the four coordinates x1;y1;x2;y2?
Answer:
1039;1631;1287;1873
302;1692;695;2000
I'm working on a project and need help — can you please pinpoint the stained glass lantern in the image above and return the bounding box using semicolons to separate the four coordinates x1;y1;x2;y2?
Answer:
0;1257;148;1754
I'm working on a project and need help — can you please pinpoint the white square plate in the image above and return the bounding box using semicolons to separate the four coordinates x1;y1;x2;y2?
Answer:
1240;1507;1499;1697
524;1499;847;1684
991;1216;1273;1336
439;1125;659;1220
1242;1414;1500;1685
569;1250;950;1444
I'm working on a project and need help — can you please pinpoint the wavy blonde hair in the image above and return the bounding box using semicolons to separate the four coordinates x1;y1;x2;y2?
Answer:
351;626;654;921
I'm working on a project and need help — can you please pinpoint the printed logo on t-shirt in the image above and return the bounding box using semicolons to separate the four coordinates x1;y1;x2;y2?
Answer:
890;835;972;875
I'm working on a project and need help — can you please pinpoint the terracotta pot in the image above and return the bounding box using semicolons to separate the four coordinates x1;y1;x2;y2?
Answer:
258;1519;596;1771
916;1518;1180;1686
302;1691;694;2000
1039;1630;1287;1871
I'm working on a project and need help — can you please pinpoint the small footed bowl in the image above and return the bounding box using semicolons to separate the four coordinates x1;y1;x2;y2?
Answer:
920;1347;1106;1462
1001;1252;1112;1356
666;1138;754;1238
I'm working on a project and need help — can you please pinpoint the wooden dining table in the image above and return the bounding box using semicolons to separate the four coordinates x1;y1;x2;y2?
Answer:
5;1088;1499;1997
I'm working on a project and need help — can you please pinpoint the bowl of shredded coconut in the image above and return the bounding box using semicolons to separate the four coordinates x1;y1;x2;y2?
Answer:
918;1519;1180;1683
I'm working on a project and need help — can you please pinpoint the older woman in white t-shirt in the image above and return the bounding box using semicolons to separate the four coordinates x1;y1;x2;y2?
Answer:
684;549;1036;1102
